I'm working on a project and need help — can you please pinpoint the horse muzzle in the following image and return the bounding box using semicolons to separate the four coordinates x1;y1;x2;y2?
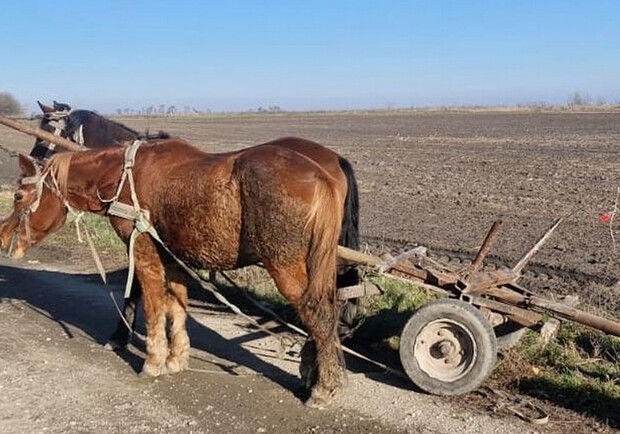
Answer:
0;222;26;259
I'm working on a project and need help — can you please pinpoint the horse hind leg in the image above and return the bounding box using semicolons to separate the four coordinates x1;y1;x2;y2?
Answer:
267;262;346;408
164;265;190;374
299;295;346;408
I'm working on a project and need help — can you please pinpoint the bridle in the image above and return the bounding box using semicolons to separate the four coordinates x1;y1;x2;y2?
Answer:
7;161;45;255
5;157;76;257
35;109;84;157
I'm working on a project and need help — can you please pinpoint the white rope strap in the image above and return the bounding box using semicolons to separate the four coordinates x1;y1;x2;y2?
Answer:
99;140;143;207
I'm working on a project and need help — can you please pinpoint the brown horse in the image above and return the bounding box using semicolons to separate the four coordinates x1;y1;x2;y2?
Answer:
0;139;346;407
31;101;361;348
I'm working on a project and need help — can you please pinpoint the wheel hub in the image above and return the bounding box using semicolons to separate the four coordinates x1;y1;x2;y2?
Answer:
414;319;477;382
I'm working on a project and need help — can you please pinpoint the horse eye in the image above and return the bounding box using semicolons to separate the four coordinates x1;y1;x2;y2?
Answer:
14;191;24;202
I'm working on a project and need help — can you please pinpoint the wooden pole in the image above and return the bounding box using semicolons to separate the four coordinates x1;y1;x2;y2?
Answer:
462;220;503;280
530;295;620;338
0;115;83;153
513;218;563;275
337;245;382;266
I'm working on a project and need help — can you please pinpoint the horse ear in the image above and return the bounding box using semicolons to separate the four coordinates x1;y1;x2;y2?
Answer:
37;101;54;114
18;154;37;176
53;101;71;111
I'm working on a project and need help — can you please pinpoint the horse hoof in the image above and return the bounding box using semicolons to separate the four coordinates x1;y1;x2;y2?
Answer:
140;362;166;377
304;395;329;409
103;340;126;351
304;387;337;409
165;357;188;374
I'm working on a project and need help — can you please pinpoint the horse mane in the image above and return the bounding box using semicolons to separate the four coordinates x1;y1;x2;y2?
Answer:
68;110;140;136
45;153;73;197
67;110;170;143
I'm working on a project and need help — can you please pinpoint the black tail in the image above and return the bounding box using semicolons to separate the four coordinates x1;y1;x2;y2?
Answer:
336;156;360;288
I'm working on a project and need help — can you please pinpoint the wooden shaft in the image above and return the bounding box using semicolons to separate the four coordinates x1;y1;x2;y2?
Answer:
463;220;503;279
0;115;83;153
337;245;382;266
513;218;563;275
530;296;620;338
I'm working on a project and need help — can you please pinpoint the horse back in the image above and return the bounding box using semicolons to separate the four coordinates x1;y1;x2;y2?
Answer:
260;137;343;182
131;141;344;270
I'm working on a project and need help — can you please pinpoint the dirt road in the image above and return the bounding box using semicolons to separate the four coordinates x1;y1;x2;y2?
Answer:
0;255;543;434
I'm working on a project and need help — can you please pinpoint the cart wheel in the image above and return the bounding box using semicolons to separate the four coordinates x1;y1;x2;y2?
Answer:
399;299;497;396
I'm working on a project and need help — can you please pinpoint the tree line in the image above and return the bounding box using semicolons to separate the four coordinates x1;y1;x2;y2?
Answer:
0;92;23;116
115;104;283;116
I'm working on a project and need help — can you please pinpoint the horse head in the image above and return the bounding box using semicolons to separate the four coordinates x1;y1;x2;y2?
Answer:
31;101;74;160
0;154;68;258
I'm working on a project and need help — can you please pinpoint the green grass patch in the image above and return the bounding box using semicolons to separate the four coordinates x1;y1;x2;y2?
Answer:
495;324;620;426
0;191;11;214
362;275;438;313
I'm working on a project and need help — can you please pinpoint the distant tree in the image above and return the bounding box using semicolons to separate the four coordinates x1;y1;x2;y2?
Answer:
0;92;23;116
569;92;591;107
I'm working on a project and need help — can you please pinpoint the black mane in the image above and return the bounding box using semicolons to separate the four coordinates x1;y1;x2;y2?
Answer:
66;110;171;143
30;103;172;159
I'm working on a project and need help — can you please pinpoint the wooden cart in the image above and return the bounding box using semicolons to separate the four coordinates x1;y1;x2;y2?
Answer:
337;220;620;395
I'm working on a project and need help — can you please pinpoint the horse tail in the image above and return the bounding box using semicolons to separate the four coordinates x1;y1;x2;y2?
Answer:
337;156;359;250
302;175;344;322
299;175;347;396
336;156;360;288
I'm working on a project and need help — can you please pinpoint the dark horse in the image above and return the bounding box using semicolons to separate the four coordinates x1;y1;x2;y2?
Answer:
31;101;169;159
31;101;361;348
0;140;347;407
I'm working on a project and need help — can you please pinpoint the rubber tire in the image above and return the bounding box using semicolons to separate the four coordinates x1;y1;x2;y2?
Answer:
399;299;497;396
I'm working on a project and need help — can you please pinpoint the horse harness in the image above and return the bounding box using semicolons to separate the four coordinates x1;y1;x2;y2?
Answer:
41;109;85;151
94;141;302;350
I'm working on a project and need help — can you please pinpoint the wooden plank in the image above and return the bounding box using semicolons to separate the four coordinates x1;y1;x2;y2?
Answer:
461;269;518;294
337;282;382;300
470;296;543;327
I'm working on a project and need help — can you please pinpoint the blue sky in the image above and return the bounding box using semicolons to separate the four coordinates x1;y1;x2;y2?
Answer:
1;1;619;113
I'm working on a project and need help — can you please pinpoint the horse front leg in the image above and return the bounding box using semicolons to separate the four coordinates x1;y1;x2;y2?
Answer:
134;238;168;377
105;279;141;349
164;264;190;374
